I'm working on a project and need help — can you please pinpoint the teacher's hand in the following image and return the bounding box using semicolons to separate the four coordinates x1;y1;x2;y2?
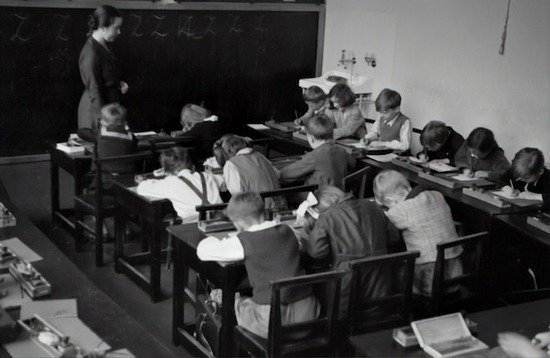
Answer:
120;81;129;94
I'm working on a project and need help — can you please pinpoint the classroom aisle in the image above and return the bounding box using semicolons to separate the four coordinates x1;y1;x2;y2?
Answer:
0;160;191;358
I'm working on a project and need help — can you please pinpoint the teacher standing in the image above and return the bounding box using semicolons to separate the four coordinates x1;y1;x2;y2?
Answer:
78;5;128;141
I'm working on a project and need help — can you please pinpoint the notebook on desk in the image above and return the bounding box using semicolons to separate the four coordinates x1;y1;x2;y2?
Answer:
411;313;488;358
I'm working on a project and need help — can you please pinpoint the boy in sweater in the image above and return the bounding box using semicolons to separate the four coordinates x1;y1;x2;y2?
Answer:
197;192;319;338
280;113;356;190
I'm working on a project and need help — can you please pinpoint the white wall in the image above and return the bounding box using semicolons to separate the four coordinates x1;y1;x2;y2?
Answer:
323;0;550;159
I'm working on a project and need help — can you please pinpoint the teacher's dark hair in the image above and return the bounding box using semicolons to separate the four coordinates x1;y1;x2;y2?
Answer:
87;5;122;37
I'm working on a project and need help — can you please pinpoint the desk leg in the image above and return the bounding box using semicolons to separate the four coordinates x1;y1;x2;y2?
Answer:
50;155;60;223
150;212;162;302
220;268;238;357
114;201;126;274
173;239;187;346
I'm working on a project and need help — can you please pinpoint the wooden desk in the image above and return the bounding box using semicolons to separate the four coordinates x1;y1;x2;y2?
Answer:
0;199;176;357
350;298;550;357
49;144;93;236
492;213;550;289
111;176;176;303
168;223;246;357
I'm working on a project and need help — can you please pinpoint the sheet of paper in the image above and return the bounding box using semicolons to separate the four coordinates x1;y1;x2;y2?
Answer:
492;190;520;200
366;153;398;163
451;174;479;182
106;348;136;357
408;156;425;164
414;314;469;346
427;162;457;173
3;331;52;358
1;237;42;262
0;273;33;309
20;299;78;320
247;124;270;130
49;316;111;352
134;131;157;137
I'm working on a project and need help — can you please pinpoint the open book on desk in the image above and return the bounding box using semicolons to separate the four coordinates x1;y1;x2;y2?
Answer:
492;190;543;207
412;313;488;358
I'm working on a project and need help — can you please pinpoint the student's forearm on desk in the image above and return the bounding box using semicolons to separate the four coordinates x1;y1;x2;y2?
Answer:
364;119;380;140
197;236;245;261
280;156;315;182
333;118;365;140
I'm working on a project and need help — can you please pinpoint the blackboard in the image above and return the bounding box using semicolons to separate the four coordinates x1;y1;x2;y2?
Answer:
0;4;320;156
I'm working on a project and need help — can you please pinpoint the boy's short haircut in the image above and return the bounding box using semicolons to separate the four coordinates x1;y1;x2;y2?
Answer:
512;148;545;179
420;121;450;147
303;86;327;103
160;147;194;174
101;103;127;127
180;103;211;126
329;83;356;108
226;192;265;223
305;113;334;140
375;88;402;113
314;185;346;211
373;170;411;206
222;136;250;157
466;127;497;155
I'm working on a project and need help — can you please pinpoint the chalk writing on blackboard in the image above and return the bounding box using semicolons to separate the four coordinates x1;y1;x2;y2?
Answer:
229;15;243;34
178;15;202;39
255;15;268;32
151;15;168;37
10;14;31;42
130;13;144;37
203;16;217;36
54;14;70;41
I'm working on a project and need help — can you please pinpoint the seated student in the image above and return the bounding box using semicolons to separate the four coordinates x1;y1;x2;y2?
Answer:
197;192;320;338
325;83;366;140
454;127;510;180
362;88;412;153
300;185;400;318
136;147;222;222
294;85;329;126
499;330;550;358
222;135;285;209
96;103;136;177
497;148;550;209
373;170;463;296
176;103;225;160
280;114;356;190
418;120;465;165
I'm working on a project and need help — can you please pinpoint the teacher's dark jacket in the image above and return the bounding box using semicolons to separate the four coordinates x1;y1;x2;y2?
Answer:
78;37;122;135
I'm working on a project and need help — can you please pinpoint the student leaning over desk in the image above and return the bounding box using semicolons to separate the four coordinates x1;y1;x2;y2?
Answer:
294;85;330;126
325;83;367;140
197;192;320;339
454;127;510;181
497;147;550;209
362;88;412;153
280;114;356;190
417;120;465;165
136;147;222;222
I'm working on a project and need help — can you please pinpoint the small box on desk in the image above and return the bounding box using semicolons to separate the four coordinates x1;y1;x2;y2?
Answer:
264;121;299;133
198;219;236;234
462;188;511;208
56;142;86;155
9;260;52;298
527;213;550;234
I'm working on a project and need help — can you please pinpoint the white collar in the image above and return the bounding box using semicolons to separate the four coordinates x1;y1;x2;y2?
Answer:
383;112;400;126
176;169;194;177
246;220;278;232
236;147;253;156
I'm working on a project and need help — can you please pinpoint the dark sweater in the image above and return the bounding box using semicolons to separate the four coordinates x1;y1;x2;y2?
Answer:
497;167;550;210
454;144;510;181
306;196;400;317
238;225;311;305
184;121;226;160
280;142;356;190
97;124;136;174
419;126;464;165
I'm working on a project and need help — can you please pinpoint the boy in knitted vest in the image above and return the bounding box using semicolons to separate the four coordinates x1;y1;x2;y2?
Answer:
197;192;319;338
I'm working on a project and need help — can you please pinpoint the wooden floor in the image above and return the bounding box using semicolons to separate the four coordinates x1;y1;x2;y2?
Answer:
0;160;191;358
